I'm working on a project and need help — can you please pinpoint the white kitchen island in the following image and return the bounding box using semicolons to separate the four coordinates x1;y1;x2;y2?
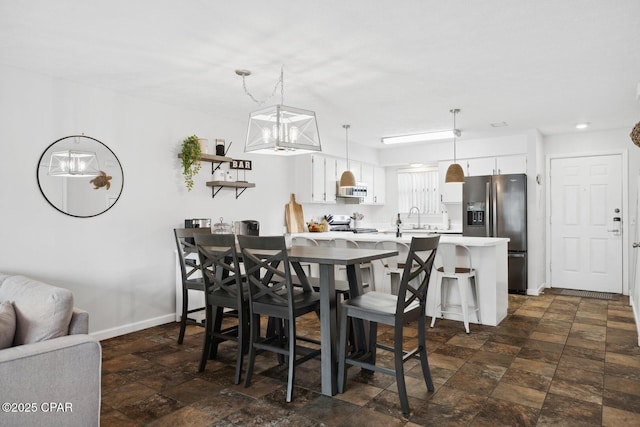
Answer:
295;231;509;327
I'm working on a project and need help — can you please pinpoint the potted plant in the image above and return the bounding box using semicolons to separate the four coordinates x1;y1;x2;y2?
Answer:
180;135;202;191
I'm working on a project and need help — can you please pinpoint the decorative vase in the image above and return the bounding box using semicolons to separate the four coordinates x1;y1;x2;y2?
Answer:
198;138;208;154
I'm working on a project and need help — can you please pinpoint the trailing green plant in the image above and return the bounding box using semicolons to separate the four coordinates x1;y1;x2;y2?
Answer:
181;135;202;191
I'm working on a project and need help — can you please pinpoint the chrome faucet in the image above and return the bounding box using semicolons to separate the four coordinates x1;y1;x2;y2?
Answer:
408;206;423;229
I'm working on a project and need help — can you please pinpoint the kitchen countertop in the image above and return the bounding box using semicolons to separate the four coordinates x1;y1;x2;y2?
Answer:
295;231;509;246
377;228;463;235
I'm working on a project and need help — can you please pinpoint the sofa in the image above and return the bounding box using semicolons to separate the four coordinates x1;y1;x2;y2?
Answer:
0;274;101;427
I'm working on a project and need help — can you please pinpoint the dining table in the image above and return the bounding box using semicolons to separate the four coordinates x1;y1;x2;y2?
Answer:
286;245;398;396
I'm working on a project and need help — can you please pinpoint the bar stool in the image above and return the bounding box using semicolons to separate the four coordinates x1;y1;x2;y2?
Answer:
291;236;319;277
330;238;375;291
373;240;410;295
430;243;480;334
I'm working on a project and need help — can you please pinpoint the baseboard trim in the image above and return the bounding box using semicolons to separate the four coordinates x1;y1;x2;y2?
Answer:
90;314;176;341
630;297;640;347
526;282;546;296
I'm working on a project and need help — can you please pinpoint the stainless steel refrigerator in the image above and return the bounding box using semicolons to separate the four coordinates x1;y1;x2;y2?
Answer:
463;174;527;293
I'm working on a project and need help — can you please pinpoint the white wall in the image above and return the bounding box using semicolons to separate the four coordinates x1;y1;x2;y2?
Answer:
0;65;302;338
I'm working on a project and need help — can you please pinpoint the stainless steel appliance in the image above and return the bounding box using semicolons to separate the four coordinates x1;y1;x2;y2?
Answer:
463;174;527;294
326;214;377;233
237;220;259;236
184;218;211;229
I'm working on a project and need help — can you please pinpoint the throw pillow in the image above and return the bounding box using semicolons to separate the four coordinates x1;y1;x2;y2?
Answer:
0;301;16;349
0;276;73;346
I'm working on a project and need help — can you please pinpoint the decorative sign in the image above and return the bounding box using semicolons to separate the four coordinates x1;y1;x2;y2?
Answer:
230;159;252;170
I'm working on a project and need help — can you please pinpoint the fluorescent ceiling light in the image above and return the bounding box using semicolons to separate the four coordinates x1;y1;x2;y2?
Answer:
575;122;590;129
381;129;460;145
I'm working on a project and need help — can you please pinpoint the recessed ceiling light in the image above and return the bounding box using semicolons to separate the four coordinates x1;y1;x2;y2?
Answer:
576;122;590;129
490;122;508;128
409;163;423;168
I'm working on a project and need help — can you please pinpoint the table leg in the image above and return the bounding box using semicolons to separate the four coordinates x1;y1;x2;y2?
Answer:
318;263;337;396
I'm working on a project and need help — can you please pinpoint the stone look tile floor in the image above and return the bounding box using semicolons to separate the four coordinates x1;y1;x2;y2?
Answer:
100;292;640;426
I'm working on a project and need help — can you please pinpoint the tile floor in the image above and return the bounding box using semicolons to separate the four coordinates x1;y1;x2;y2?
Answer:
100;291;640;426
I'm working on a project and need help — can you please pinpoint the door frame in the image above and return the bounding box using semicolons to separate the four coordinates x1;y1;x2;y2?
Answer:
545;149;629;295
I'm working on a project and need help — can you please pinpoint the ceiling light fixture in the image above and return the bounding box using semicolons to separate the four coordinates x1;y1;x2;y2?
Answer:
575;122;590;129
49;150;100;177
445;108;465;183
237;67;321;156
339;124;356;187
381;129;460;145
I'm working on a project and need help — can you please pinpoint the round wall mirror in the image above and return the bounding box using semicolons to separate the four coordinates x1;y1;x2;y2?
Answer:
36;135;124;218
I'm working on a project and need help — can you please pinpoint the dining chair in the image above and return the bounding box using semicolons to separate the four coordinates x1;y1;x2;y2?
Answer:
430;243;480;334
337;235;440;417
373;240;411;295
174;227;212;344
194;233;248;384
329;238;375;291
238;235;322;402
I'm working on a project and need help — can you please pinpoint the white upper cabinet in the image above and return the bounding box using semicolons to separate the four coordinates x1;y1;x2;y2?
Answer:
465;157;496;176
295;154;337;204
464;154;527;176
438;160;463;203
361;163;374;204
296;155;384;205
325;157;337;203
372;166;386;205
496;154;527;175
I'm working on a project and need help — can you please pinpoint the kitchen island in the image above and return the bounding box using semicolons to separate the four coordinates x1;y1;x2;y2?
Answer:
294;231;509;327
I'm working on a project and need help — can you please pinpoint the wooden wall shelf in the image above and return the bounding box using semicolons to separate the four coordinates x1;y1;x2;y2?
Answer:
206;181;256;199
178;153;255;198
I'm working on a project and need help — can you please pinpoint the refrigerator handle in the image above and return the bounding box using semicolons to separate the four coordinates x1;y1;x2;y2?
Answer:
492;182;498;236
485;182;490;237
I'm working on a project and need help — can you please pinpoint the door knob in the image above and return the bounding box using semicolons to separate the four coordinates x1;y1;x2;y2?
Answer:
633;242;640;248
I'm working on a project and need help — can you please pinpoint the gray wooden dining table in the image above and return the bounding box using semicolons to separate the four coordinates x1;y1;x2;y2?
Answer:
286;245;398;396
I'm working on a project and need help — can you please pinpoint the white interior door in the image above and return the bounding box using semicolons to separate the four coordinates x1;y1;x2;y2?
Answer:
550;155;622;293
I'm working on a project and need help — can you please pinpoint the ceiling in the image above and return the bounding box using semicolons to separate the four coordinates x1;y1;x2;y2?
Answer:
1;1;639;148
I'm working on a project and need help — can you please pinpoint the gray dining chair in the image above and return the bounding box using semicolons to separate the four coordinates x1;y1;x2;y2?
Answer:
238;235;321;402
174;227;212;344
337;235;440;417
194;233;248;385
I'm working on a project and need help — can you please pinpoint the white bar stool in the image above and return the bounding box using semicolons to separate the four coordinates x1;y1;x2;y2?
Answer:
430;243;480;333
330;238;375;291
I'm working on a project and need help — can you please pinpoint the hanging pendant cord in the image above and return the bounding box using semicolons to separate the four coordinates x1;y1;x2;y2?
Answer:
450;108;460;162
343;124;351;168
239;66;284;106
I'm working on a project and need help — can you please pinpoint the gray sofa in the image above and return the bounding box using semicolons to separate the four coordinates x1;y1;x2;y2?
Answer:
0;274;101;427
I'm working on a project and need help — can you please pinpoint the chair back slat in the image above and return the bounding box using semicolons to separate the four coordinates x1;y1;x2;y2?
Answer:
396;236;440;314
194;233;244;306
238;235;310;309
174;228;212;282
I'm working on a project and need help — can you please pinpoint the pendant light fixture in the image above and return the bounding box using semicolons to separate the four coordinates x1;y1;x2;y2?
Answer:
238;67;321;156
445;108;464;183
339;124;356;187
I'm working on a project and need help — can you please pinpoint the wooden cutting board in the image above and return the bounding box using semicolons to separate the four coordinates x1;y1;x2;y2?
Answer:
285;193;305;233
